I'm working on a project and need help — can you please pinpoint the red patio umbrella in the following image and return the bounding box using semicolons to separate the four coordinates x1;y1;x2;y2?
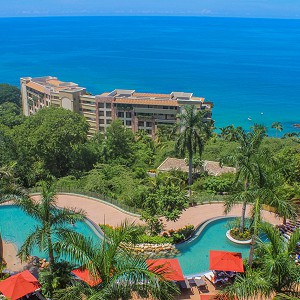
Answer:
200;295;217;300
146;258;184;281
72;268;102;287
200;295;238;300
209;250;244;273
0;270;41;300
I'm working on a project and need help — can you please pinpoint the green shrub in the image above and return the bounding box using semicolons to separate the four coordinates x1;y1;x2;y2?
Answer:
192;173;235;195
137;234;171;244
162;225;195;244
230;228;252;241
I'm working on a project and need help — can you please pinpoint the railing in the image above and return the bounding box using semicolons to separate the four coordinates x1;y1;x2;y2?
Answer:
191;194;226;204
29;187;141;215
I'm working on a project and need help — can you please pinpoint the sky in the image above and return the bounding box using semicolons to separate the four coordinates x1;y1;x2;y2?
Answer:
0;0;299;19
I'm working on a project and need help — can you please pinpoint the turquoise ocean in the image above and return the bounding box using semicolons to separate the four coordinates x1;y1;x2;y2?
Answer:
0;16;299;135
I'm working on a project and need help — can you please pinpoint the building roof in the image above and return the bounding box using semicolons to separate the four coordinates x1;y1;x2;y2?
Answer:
26;76;81;93
158;158;190;173
26;81;47;94
99;89;205;104
157;157;236;176
114;98;179;107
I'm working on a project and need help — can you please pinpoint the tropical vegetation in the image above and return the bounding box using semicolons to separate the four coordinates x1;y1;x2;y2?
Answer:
16;183;86;266
53;222;180;300
0;84;300;298
223;222;300;299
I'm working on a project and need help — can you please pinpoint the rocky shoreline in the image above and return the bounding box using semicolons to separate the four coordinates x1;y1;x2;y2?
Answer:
120;242;179;257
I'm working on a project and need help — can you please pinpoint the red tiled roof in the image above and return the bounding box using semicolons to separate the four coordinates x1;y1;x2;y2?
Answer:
26;81;46;94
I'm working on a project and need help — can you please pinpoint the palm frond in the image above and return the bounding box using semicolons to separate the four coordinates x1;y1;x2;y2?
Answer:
51;207;86;226
18;226;48;261
222;267;272;300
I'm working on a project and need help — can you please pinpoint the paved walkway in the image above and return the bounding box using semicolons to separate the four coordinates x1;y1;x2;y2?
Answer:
32;193;282;230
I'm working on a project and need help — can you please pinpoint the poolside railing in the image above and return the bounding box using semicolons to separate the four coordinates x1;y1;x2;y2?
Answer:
191;194;226;204
29;186;141;215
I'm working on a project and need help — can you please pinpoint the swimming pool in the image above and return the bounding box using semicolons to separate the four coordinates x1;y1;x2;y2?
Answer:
0;205;102;259
1;206;249;275
176;217;250;276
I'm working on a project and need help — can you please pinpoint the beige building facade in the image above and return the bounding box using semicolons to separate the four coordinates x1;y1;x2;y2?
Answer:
21;76;213;138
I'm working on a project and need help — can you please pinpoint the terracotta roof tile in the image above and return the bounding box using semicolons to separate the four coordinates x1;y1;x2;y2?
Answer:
157;157;236;176
26;81;47;94
46;79;63;86
133;92;170;98
114;98;179;106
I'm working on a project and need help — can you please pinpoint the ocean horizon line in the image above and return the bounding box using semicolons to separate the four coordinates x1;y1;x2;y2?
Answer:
1;15;300;21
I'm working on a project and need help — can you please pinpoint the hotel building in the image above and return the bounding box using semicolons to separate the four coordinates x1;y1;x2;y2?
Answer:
21;76;213;138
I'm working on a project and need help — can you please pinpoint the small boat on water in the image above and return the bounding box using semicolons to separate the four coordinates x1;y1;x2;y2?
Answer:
248;117;252;121
293;123;300;128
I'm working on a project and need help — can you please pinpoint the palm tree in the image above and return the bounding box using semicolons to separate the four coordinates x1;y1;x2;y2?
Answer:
0;164;27;204
223;222;300;299
219;125;242;142
174;105;212;196
17;183;86;266
271;122;283;137
55;222;180;300
223;124;267;232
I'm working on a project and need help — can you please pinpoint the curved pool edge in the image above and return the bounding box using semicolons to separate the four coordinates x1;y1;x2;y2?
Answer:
83;217;104;240
0;203;104;244
176;215;239;246
175;216;243;277
226;230;252;244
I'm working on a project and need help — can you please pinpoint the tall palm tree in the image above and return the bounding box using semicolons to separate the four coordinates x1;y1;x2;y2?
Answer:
55;222;180;300
248;148;297;266
271;122;283;137
223;124;267;232
223;222;300;299
174;105;212;196
17;183;86;266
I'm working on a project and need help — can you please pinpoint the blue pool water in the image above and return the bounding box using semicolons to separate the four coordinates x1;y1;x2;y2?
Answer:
176;217;250;276
0;205;102;259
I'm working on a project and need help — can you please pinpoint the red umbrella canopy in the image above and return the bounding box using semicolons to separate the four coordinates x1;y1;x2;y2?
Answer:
200;295;238;300
0;270;41;300
146;258;185;281
72;268;102;287
210;250;244;273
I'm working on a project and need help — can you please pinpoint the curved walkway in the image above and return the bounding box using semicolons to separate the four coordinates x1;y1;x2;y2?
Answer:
33;193;282;230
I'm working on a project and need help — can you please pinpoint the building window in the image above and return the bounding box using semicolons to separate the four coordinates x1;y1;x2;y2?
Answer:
138;121;144;127
106;103;111;108
147;129;152;135
106;111;111;117
146;122;152;127
118;112;124;118
99;126;105;131
99;119;104;124
126;112;131;118
99;103;104;108
126;120;132;126
99;111;104;116
106;119;112;125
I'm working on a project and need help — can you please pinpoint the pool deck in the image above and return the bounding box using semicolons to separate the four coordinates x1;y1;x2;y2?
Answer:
37;193;282;230
2;193;282;283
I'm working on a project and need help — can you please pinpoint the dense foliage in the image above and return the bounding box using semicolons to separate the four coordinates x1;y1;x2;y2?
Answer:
0;100;298;214
0;84;21;106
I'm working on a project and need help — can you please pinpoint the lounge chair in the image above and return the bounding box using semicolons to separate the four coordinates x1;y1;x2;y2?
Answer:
203;271;215;284
178;278;192;290
193;276;208;292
